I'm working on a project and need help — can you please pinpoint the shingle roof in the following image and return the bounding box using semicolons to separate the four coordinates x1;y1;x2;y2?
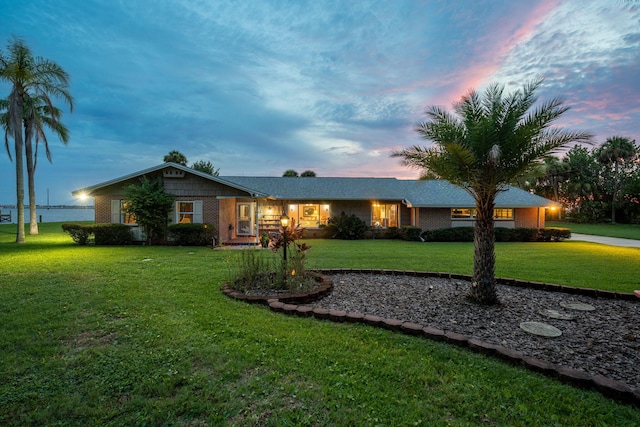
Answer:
396;179;557;208
221;176;404;200
73;163;558;208
222;176;557;208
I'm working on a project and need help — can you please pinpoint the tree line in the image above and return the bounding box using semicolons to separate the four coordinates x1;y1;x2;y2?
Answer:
514;136;639;223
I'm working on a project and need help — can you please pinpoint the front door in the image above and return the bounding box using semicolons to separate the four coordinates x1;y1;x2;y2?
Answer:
236;203;255;236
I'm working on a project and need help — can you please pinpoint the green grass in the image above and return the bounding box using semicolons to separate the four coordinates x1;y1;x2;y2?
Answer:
1;223;639;425
548;220;640;240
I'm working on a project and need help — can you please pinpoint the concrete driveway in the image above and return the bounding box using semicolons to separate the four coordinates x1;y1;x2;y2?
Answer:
569;233;640;248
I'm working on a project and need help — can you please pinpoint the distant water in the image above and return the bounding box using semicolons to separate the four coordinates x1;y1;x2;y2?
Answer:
0;207;94;224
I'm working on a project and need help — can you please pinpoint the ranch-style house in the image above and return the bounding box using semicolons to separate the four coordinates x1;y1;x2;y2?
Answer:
72;162;559;243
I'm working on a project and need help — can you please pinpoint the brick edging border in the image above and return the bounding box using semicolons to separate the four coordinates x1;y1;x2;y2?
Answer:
221;268;639;406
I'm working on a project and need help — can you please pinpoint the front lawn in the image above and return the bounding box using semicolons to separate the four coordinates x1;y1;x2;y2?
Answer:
0;223;639;425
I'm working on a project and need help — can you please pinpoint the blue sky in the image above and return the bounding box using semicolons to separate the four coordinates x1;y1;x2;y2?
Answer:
1;0;639;205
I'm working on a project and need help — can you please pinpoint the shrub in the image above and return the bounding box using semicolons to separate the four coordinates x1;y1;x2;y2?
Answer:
62;223;133;245
61;223;92;245
422;227;475;242
92;224;134;245
325;212;368;240
167;223;216;246
383;226;402;239
400;226;423;241
421;226;570;242
538;227;571;241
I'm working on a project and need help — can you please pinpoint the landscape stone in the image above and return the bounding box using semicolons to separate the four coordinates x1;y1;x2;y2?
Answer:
520;322;562;337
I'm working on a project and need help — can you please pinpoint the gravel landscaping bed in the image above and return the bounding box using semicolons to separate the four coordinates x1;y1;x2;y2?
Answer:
308;273;640;391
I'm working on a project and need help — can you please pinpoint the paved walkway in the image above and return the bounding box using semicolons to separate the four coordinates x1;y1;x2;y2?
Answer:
569;233;640;248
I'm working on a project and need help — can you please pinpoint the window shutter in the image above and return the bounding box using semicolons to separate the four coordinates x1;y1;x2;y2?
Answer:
111;199;121;223
193;201;203;223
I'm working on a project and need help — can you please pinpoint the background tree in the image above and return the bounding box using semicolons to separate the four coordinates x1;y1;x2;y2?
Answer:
191;160;219;176
123;177;174;245
0;36;73;242
392;79;591;305
163;150;187;166
282;169;299;177
300;170;316;177
595;136;638;222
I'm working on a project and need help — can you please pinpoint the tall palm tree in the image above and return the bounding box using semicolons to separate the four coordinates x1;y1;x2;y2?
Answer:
24;94;71;234
0;37;73;242
596;136;638;222
392;79;591;305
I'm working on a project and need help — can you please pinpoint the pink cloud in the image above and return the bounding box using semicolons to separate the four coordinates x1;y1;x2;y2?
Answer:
432;0;563;107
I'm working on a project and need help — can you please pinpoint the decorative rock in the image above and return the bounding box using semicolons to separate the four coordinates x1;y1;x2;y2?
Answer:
295;305;314;317
268;301;285;312
444;331;468;347
312;307;330;319
519;321;562;337
468;339;498;356
400;322;424;336
634;290;640;299
328;309;347;322
560;301;595;311
521;356;556;375
422;327;445;341
363;314;383;326
381;318;403;331
345;312;364;323
539;309;574;320
555;365;592;388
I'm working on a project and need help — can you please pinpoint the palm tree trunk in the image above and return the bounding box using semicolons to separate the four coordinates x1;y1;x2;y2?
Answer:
10;93;26;243
470;196;498;305
25;125;39;235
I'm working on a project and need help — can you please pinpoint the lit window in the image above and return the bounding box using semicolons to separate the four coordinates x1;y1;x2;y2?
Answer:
372;203;398;227
120;201;136;224
299;204;319;228
493;209;513;219
178;202;194;223
285;204;331;228
451;208;473;219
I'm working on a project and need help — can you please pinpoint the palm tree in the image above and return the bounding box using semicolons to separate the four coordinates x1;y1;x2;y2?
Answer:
163;150;188;165
0;37;73;242
24;94;71;235
596;136;638;222
392;79;591;305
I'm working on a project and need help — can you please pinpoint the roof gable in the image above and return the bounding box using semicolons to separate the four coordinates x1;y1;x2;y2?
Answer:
72;163;267;197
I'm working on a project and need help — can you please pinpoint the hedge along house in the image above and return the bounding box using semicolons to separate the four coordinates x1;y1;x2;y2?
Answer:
72;162;559;243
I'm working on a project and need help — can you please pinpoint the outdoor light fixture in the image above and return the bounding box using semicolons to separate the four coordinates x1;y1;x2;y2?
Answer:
280;213;290;265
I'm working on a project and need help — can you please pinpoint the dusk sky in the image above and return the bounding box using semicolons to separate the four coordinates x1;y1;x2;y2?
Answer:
1;0;639;205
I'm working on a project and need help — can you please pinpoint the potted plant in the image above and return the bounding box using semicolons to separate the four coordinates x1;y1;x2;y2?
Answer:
260;232;270;248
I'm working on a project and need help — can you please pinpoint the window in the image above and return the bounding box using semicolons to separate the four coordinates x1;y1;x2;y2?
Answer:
451;208;473;219
121;201;136;224
286;204;331;228
177;202;194;223
372;203;398;227
451;208;513;219
493;208;513;219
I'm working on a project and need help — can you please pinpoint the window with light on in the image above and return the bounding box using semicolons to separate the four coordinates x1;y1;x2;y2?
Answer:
372;203;398;227
178;202;194;223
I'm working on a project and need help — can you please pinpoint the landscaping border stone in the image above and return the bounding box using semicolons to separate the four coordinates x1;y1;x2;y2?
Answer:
222;268;638;407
